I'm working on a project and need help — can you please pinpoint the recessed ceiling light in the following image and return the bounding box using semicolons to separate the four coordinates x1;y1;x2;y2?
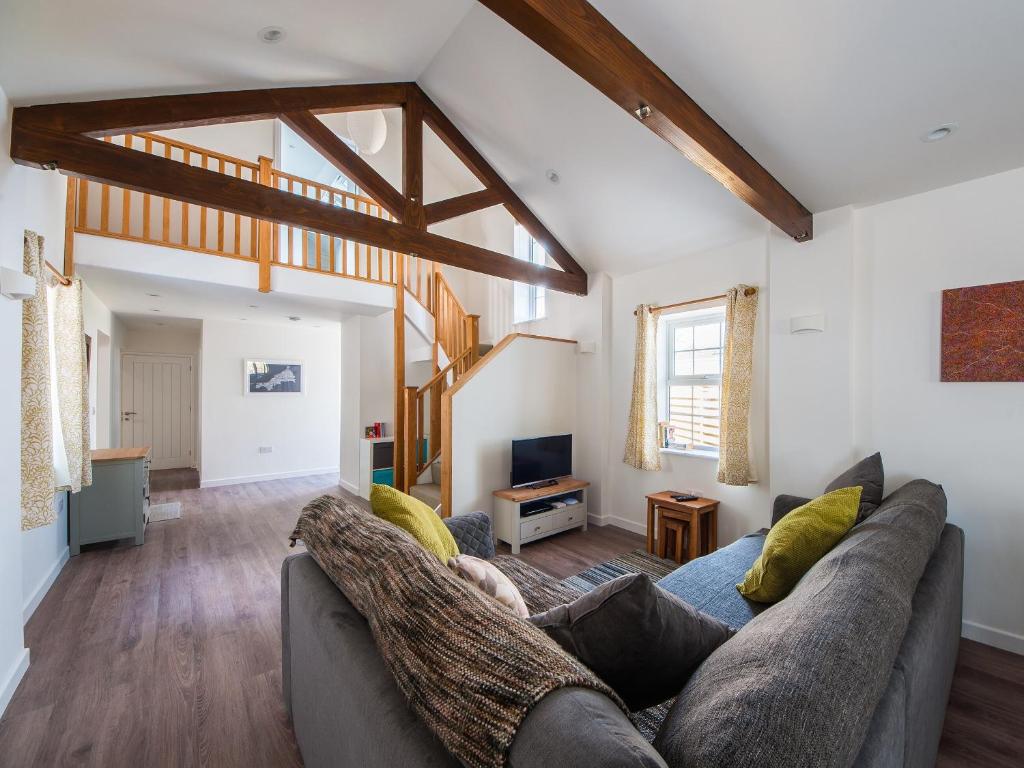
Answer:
921;123;958;143
288;316;301;322
248;304;259;309
155;322;165;326
258;26;285;44
545;169;560;184
150;308;160;312
146;293;160;297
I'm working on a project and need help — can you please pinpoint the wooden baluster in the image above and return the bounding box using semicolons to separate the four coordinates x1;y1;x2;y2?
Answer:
100;136;111;232
286;178;294;264
217;158;226;252
376;208;384;281
249;169;257;258
142;136;151;239
257;156;273;292
162;142;171;242
199;154;208;249
430;379;441;466
64;177;77;276
466;315;481;368
416;256;422;304
301;184;309;267
181;149;190;246
355;200;364;277
121;135;132;235
329;193;337;273
233;163;242;255
404;386;418;492
78;177;88;230
417;391;425;475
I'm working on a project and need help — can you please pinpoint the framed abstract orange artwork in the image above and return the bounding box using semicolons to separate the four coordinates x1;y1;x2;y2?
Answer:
941;279;1024;382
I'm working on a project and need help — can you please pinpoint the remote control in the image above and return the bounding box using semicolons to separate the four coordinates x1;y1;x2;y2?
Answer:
672;493;699;502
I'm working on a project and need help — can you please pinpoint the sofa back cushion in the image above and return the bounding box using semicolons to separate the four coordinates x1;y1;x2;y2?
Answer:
653;480;947;768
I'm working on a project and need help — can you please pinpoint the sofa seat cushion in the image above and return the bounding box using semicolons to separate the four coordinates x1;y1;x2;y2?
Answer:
657;533;769;630
653;480;948;768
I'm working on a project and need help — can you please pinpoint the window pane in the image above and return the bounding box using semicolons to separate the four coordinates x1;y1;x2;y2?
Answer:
534;289;546;320
693;348;721;375
693;321;721;349
673;326;693;351
667;383;721;450
673;351;693;376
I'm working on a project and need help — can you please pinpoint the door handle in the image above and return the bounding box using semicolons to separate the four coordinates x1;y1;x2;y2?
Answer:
123;411;137;416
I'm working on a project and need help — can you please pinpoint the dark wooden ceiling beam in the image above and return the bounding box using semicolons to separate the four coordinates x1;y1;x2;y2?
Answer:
278;110;406;220
11;124;586;294
417;85;588;276
424;188;504;225
402;91;426;229
15;82;410;137
476;0;813;241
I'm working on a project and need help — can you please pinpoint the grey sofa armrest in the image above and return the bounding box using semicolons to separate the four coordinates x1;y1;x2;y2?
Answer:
444;511;495;559
771;494;811;527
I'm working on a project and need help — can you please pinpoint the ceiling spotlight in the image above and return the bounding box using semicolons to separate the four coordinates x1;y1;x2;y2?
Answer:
258;26;286;44
921;123;957;143
288;316;301;322
248;304;259;308
545;169;560;184
146;293;160;297
634;104;653;121
150;308;160;312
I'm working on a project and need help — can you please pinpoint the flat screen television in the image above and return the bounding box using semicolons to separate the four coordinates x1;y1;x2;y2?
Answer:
511;434;572;488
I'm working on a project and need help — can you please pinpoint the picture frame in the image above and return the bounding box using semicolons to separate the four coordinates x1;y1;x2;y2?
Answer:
244;358;304;395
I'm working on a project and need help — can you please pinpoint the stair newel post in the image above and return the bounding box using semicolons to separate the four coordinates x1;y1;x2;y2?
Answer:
403;386;418;493
466;315;481;368
394;254;406;486
256;155;273;293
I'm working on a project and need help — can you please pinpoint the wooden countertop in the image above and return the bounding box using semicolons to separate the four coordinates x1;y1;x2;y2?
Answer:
493;477;589;502
91;446;151;462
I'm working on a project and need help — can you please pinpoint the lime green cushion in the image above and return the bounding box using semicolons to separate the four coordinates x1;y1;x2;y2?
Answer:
738;486;861;603
369;484;459;562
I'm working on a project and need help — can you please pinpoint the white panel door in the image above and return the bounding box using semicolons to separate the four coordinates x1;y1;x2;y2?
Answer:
121;354;193;470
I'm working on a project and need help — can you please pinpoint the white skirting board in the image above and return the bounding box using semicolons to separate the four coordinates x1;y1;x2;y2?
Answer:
200;468;339;488
0;649;29;718
23;545;69;623
962;620;1024;656
586;513;647;536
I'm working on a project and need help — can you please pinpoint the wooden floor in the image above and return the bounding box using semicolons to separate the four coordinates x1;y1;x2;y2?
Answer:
0;473;1020;767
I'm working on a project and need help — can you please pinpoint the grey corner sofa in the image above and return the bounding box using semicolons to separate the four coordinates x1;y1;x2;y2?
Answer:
282;481;963;768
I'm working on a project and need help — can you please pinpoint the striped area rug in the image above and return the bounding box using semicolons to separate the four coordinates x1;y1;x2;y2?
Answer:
559;549;679;593
558;549;682;744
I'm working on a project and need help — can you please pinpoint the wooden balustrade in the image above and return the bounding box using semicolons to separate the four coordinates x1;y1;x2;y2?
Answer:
434;272;471;361
67;131;435;308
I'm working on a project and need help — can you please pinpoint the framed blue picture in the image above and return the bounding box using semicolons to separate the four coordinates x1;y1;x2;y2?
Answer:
244;359;304;395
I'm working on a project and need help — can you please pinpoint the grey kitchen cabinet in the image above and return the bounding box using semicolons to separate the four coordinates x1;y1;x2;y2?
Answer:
70;447;151;556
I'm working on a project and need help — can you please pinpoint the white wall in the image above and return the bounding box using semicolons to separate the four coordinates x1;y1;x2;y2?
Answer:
855;168;1024;653
604;237;772;540
82;282;126;450
449;336;578;516
200;319;340;486
0;82;67;714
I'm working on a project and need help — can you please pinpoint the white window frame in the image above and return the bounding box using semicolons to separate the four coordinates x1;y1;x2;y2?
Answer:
512;224;547;323
659;306;726;457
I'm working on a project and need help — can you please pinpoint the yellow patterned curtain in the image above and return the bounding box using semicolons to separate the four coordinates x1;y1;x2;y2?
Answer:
623;304;661;471
21;232;92;531
717;285;758;486
22;232;56;530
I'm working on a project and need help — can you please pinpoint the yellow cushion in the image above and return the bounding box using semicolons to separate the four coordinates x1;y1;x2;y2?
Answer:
369;484;458;562
738;486;861;603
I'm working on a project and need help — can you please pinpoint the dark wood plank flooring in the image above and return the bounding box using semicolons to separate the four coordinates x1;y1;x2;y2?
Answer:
0;473;1020;766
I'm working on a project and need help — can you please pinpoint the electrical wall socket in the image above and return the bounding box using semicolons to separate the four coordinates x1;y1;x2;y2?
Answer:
258;446;273;454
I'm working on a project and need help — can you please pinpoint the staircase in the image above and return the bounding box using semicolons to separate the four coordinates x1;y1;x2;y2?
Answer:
68;130;493;518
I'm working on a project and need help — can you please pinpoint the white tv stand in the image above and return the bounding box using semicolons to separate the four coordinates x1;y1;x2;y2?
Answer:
492;477;589;554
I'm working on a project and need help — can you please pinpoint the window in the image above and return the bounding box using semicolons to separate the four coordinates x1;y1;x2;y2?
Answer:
513;224;546;323
662;307;726;454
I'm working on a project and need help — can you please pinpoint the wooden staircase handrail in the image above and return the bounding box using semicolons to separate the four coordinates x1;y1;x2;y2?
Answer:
436;333;578;516
418;347;472;394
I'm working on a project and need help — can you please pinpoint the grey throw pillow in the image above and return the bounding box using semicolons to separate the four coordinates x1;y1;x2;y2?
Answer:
825;452;884;523
528;573;734;710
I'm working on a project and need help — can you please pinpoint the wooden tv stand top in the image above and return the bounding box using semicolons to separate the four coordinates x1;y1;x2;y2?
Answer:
493;477;589;502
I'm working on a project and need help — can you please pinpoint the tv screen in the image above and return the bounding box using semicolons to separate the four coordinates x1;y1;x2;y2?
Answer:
511;434;572;487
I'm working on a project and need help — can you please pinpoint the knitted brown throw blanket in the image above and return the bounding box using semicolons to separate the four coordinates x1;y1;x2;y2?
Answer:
289;496;622;768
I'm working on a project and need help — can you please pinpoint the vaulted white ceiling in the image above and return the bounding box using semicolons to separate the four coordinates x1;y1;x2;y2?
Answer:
2;0;1022;276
